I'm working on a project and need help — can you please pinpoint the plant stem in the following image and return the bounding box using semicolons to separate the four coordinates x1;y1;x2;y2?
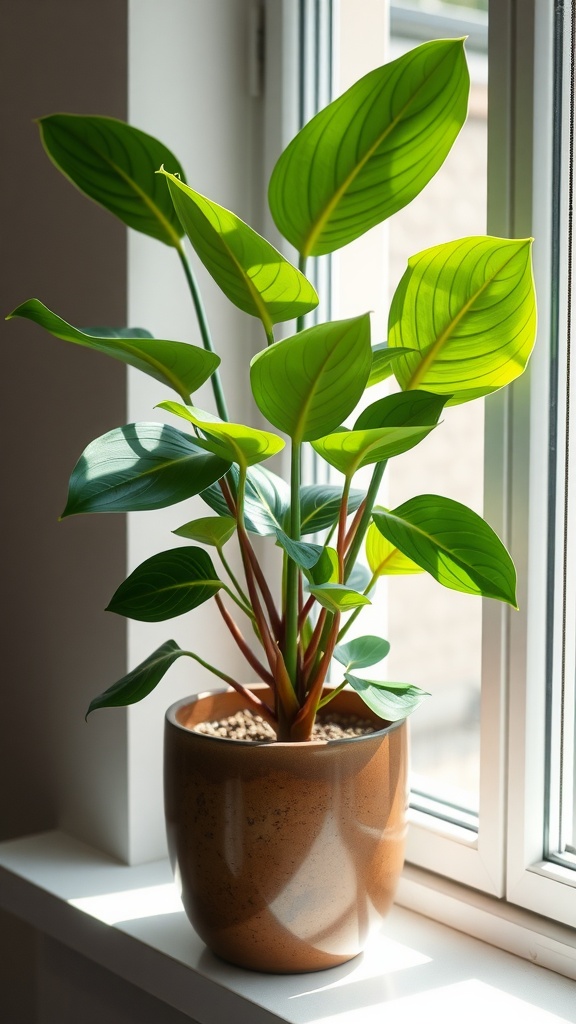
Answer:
317;680;347;708
344;460;387;581
215;594;274;684
218;548;252;614
337;476;352;581
176;244;229;421
219;475;281;637
180;649;276;727
236;469;299;723
303;608;327;676
336;571;378;643
244;539;283;639
284;440;302;686
291;612;341;740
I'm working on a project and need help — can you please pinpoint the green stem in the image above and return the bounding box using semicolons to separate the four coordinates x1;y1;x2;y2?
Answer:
218;548;252;615
284;440;302;686
336;572;378;643
265;324;275;347
317;680;347;709
176;244;229;421
344;460;387;581
180;649;276;726
296;254;308;334
337;476;352;581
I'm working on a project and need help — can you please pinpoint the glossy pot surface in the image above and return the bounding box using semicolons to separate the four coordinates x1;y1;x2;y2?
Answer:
164;686;408;973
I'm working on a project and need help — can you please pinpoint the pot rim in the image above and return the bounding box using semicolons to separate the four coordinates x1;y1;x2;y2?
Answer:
165;686;406;748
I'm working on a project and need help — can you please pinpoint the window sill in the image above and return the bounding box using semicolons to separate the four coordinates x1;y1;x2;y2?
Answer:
1;831;575;1024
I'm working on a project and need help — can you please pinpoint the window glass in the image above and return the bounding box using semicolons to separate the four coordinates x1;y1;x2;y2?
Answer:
385;2;488;815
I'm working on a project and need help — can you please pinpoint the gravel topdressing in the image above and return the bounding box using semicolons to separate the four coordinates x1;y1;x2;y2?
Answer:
193;707;377;742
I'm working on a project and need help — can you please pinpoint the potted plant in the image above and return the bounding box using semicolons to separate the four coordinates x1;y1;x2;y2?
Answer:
7;38;536;972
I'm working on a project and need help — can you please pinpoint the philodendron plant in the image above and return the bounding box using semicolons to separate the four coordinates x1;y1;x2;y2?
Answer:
8;39;536;741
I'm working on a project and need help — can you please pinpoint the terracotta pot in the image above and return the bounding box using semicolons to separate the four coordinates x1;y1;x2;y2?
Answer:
164;685;408;973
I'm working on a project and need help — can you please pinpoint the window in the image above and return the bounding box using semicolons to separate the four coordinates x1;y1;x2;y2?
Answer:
330;0;576;932
3;0;575;975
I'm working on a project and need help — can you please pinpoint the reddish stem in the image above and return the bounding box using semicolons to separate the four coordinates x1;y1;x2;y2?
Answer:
344;497;367;554
215;594;274;686
291;612;341;741
303;608;327;678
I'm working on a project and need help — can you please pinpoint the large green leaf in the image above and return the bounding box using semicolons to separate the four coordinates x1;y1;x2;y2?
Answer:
38;114;186;247
250;315;372;442
157;402;284;468
201;464;290;535
62;423;231;517
7;300;219;402
299;484;366;535
372;495;518;605
158;170;318;334
268;39;469;257
107;547;223;622
87;640;186;716
389;236;537;403
345;674;429;721
312;423;437;476
365;520;424;576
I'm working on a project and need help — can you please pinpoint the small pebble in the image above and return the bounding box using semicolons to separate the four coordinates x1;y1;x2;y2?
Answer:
194;707;375;742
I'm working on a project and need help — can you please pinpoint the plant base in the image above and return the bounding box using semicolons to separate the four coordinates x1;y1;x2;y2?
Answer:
164;685;408;973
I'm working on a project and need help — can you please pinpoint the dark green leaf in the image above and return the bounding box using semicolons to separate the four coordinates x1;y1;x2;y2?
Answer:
107;546;223;622
7;299;219;402
372;495;518;605
62;423;231;516
275;531;324;571
250;315;372;442
159;170;318;332
308;547;339;585
389;236;537;403
345;674;429;721
268;39;469;257
334;636;391;671
299;484;366;535
173;516;236;547
87;640;186;716
38;114;185;247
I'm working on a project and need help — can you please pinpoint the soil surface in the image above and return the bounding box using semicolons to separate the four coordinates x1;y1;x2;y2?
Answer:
194;708;376;742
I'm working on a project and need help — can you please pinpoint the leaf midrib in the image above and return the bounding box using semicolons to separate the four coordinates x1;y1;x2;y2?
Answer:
375;509;507;593
404;244;524;390
303;45;460;256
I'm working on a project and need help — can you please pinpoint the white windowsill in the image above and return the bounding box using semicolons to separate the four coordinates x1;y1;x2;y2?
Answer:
1;832;576;1023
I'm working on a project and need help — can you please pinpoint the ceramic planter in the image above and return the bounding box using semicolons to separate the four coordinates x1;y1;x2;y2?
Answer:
164;685;408;973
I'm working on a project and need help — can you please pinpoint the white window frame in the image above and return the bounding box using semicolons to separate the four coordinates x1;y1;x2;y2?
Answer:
333;0;576;927
505;0;576;926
